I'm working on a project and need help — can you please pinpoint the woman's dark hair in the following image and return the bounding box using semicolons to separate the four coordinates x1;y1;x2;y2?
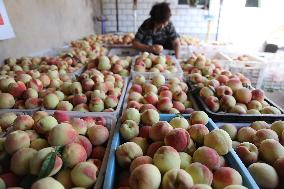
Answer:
150;2;171;24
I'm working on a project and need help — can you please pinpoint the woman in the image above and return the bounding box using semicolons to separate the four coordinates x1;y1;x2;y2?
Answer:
133;2;181;58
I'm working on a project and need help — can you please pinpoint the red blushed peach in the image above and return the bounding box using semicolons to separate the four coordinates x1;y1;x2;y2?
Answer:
5;130;30;154
13;115;34;131
8;81;27;98
62;143;87;168
216;86;233;98
159;90;173;99
253;129;279;147
75;135;92;157
190;111;209;125
184;108;195;114
0;172;20;187
87;125;109;145
149;121;173;141
94;117;106;126
32;111;48;123
27;79;43;91
235;88;252;104
162;169;194;189
173;101;186;113
147;141;164;158
127;101;142;110
130;84;143;93
70;162;98;188
236;142;258;165
116;142;143;168
188;124;209;145
220;95;236;112
72;93;87;106
25;130;39;141
251;89;265;102
139;104;157;113
185;162;213;185
91;146;106;160
237;127;256;143
259;139;284;165
53;111;70;123
130;137;149;154
157;97;173;112
164;128;190;152
274;157;284;182
81;78;95;91
226;78;243;92
129;156;153;172
143;92;158;104
141;109;160;126
48;123;78;146
205;96;220;112
173;91;187;103
138;126;151;139
70;118;87;135
213;167;242;189
200;87;214;99
193;146;221;170
217;75;229;85
250;121;270;130
88;158;102;170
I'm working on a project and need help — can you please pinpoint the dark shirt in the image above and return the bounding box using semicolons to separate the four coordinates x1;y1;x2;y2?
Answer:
135;18;179;50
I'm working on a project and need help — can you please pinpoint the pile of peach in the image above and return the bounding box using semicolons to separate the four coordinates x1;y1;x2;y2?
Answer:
179;35;200;46
0;70;74;109
115;109;248;189
0;111;110;188
133;52;180;74
86;55;132;76
95;33;135;46
41;70;125;112
126;75;194;114
220;121;284;189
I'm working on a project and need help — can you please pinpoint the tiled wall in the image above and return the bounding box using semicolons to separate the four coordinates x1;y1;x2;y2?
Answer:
102;0;220;40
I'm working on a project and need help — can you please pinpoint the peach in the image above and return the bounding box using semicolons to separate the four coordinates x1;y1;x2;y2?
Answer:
25;97;42;109
253;129;279;147
226;78;243;92
172;101;186;113
248;163;278;189
185;162;213;185
217;75;229;85
53;111;70;123
88;97;104;112
220;124;237;140
129;156;153;172
5;130;30;154
173;91;187;103
205;96;220;112
81;78;95;91
91;146;105;160
220;95;236;112
237;127;256;143
70;118;87;135
73;103;89;112
185;138;197;156
143;83;158;94
48;123;78;146
141;109;160;126
122;108;141;124
120;120;139;140
247;100;262;111
43;93;59;109
129;164;161;189
157;97;173;112
200;87;214;99
143;92;158;105
31;177;64;189
236;103;248;111
164;128;190;152
190;111;209;125
167;107;179;114
91;90;106;100
63;143;87;168
251;89;265;102
0;112;17;131
179;152;192;169
130;84;143;94
162;169;194;189
271;121;284;137
235;88;252;104
70;162;98;188
130;137;149;154
69;82;83;95
55;169;74;189
193;146;221;170
30;138;48;150
230;105;246;114
224;185;248;189
138;126;151;139
232;141;241;150
153;146;181;173
261;106;281;114
204;129;232;155
30;147;63;176
127;101;142;110
213;167;242;189
35;115;58;134
72;93;87;106
32;111;48;123
128;91;143;102
139;104;157;113
159;90;173;99
216;86;233;98
0;93;15;109
25;130;39;141
75;135;92;158
259;139;284;164
152;74;166;87
8;81;27;98
87;125;109;145
0;77;16;92
104;95;118;108
191;184;213;189
27;79;43;91
169;117;189;130
273;156;284;181
0;172;20;188
235;142;258;165
13;115;34;131
146;141;164;158
116;142;143;168
188;124;209;145
150;121;173;141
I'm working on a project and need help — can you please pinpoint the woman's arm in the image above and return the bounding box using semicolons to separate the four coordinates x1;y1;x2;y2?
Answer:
133;40;152;52
172;38;181;59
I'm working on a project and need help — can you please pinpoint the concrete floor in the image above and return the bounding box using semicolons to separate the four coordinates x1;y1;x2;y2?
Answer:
265;91;284;109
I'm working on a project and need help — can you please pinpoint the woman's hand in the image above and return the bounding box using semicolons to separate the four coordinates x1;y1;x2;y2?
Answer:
151;44;164;54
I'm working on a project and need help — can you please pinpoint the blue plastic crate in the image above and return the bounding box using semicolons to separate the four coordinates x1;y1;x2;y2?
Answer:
103;115;259;189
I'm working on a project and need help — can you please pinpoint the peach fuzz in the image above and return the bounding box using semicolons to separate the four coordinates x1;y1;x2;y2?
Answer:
253;129;279;147
185;162;213;185
153;146;181;173
213;167;242;189
116;142;143;168
87;125;109;145
188;124;209;145
146;141;164;158
204;129;232;155
162;169;194;189
91;146;106;160
31;177;64;189
48;123;78;146
149;121;173;141
235;142;258;165
5;130;30;154
70;162;98;188
129;156;153;172
30;147;63;176
237;127;256;143
62;143;87;168
129;164;161;189
130;137;149;154
259;139;284;164
193;146;221;170
164;128;190;152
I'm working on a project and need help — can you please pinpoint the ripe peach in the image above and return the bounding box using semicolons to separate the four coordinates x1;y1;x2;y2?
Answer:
179;152;192;169
226;78;243;92
172;101;186;113
220;95;236;112
35;115;58;134
48;123;78;146
190;111;209;125
193;146;221;170
159;90;173;99
162;169;194;189
70;118;87;135
43;93;59;109
230;105;247;114
188;124;209;145
143;83;158;94
259;139;284;164
120;119;139;140
141;109;160;125
213;167;242;189
87;125;109;145
55;169;74;189
200;87;214;99
273;156;284;182
146;141;164;158
220;124;237;140
261;106;281;114
0;93;15;109
104;95;118;108
129;156;153;172
5;130;30;154
30;147;63;176
173;91;187;103
157;97;173;112
185;162;213;185
237;127;256;143
253;129;279;147
53;111;70;123
130;137;149;154
251;89;265;102
32;111;48;123
247;100;262;111
0;112;17;131
271;121;284;137
164;128;190;152
236;142;258;165
75;135;92;158
8;81;27;98
204;129;232;155
25;130;39;141
72;93;87;106
139;104;157;113
116;142;143;168
31;177;64;189
248;163;278;189
63;143;87;168
30;138;48;150
138;126;151;139
185;138;197;156
89;97;104;112
127;100;142;110
153;146;181;173
191;184;213;189
235;88;252;104
70;162;98;188
13;115;34;131
25;97;42;109
216;86;233;98
205;96;220;112
27;79;43;92
122;108;141;124
169;117;189;130
73;103;89;112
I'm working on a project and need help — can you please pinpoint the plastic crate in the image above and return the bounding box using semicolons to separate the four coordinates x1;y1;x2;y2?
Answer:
131;55;183;80
41;77;129;118
103;115;259;189
0;108;40;115
191;88;284;122
108;47;139;57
